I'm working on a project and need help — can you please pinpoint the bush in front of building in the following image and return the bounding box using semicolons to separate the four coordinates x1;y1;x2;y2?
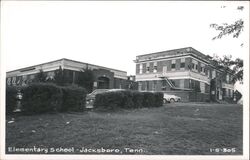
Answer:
94;90;164;110
6;86;17;115
61;86;86;112
153;92;164;107
94;91;124;110
131;91;144;108
22;83;63;114
142;92;156;108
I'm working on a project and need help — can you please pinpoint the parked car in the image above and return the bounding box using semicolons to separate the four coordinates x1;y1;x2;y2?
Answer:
86;89;110;108
163;93;181;103
85;89;127;108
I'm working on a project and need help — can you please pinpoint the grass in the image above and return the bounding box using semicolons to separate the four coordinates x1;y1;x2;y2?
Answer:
6;103;243;155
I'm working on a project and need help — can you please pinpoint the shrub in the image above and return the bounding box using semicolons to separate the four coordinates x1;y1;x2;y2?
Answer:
22;83;63;114
94;91;124;110
94;90;164;110
154;92;164;107
61;86;86;112
6;86;17;115
142;92;156;108
132;91;144;108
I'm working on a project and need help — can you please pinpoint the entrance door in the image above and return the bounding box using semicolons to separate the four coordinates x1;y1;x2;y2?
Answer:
97;77;110;89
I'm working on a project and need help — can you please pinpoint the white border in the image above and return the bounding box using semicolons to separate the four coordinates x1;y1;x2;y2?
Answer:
1;1;249;160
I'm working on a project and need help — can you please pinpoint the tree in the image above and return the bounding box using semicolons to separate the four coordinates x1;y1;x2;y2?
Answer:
34;69;47;83
210;19;244;40
209;54;243;83
54;66;65;86
210;6;244;46
209;6;244;83
77;67;94;93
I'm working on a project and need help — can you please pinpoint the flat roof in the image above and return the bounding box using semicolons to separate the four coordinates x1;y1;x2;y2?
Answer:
136;47;193;57
7;58;127;74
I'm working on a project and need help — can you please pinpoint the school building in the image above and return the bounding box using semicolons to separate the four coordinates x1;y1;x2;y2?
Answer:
134;47;235;102
6;58;133;91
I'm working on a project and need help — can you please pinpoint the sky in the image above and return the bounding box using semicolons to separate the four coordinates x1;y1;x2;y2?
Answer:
1;1;249;77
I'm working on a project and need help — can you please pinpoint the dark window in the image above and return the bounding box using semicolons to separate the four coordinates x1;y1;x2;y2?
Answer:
146;66;150;72
192;63;195;69
200;67;203;72
195;65;198;70
180;62;185;68
171;63;176;69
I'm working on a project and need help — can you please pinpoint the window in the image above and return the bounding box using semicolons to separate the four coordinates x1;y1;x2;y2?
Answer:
139;64;143;74
180;62;185;68
146;66;150;73
212;70;216;79
153;62;157;73
200;82;205;93
180;79;184;88
226;74;229;83
192;63;195;69
171;60;176;71
163;66;167;73
171;63;176;69
7;78;11;85
138;82;142;91
195;65;198;70
152;81;157;91
12;77;16;85
153;66;157;73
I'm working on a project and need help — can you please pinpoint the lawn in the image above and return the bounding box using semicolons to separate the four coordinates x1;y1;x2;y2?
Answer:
6;103;243;155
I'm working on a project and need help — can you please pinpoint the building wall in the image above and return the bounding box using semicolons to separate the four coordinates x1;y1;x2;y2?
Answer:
135;47;234;102
6;59;129;91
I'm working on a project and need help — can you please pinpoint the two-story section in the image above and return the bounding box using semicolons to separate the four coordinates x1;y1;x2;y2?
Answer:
208;61;235;101
134;47;236;102
134;47;211;94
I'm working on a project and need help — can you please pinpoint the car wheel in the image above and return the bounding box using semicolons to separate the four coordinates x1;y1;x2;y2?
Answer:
170;98;175;103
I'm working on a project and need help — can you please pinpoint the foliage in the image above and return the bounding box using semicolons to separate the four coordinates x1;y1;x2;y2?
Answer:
211;54;243;83
210;19;244;40
54;66;65;86
6;86;17;115
22;83;63;114
61;86;86;112
20;83;87;114
77;67;94;93
210;6;244;46
94;90;163;110
34;69;47;83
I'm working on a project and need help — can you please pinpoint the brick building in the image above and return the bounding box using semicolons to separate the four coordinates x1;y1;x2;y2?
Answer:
6;58;131;91
134;47;235;102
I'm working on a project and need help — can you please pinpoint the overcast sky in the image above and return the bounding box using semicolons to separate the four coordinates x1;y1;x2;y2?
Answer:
1;1;249;76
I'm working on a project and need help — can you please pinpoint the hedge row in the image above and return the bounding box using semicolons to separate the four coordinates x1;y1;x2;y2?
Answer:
94;91;163;110
21;83;86;114
61;86;86;112
6;86;18;115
